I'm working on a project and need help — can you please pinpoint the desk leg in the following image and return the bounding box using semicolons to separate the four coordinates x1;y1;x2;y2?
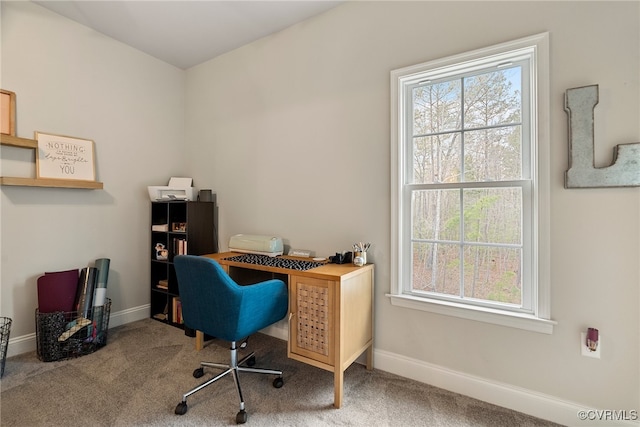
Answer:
195;330;204;351
366;344;373;370
333;369;343;408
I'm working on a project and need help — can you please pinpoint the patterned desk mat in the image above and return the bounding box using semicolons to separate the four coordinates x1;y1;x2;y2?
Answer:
222;253;324;271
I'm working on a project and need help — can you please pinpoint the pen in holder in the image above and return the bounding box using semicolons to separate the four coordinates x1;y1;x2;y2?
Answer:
353;242;370;267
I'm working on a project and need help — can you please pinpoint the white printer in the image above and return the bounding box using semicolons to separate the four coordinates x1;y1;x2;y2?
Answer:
147;177;197;201
228;234;284;257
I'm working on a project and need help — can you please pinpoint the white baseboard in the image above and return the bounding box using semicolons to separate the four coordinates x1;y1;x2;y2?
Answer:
373;348;639;427
260;318;288;341
5;304;150;358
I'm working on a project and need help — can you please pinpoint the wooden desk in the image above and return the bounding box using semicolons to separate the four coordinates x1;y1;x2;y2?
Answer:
198;251;374;408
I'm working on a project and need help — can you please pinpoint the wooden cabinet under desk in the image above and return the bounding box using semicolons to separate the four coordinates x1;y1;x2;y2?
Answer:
200;252;374;408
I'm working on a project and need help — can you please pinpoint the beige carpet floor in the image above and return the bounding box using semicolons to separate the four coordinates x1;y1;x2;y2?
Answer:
1;318;562;426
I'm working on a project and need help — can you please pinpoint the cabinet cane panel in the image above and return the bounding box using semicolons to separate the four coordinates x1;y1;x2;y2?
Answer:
296;281;330;356
289;276;335;366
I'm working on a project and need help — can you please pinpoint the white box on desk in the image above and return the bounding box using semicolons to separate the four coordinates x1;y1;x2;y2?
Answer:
229;234;284;256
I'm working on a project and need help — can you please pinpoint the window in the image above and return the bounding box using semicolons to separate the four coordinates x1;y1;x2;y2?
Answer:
390;34;554;333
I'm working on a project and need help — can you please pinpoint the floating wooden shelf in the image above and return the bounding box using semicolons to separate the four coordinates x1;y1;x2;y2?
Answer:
0;176;103;189
0;134;37;149
0;134;103;189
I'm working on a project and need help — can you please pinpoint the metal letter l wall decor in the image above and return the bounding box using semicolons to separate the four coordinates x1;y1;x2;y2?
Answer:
564;85;640;188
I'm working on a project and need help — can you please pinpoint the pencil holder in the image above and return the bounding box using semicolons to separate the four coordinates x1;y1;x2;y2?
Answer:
353;251;367;266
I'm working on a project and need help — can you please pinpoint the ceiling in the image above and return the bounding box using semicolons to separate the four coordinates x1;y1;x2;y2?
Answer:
33;1;345;69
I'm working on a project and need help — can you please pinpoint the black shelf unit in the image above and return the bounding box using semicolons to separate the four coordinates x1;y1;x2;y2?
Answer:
150;200;217;330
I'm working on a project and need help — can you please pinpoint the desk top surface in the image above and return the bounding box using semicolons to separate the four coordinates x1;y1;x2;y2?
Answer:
203;251;373;281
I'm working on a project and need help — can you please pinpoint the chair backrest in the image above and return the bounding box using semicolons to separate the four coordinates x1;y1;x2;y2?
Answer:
173;255;244;340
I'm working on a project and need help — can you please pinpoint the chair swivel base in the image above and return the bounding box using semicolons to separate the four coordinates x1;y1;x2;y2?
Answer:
174;341;284;424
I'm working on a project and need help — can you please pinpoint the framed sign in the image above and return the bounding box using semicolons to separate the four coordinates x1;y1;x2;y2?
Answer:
1;89;16;136
36;132;96;181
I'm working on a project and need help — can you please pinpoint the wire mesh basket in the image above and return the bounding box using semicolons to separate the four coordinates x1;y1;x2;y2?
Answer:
36;299;111;362
0;317;12;377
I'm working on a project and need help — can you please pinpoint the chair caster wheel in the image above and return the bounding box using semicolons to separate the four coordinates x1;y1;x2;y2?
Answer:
236;409;248;424
175;402;188;415
273;377;284;388
247;356;256;367
193;368;204;378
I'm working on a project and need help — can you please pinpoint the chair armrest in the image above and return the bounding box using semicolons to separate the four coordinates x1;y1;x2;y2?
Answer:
244;278;286;292
241;279;288;310
236;279;288;337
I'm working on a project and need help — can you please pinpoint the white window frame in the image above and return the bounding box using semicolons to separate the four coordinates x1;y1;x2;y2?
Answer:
389;33;555;334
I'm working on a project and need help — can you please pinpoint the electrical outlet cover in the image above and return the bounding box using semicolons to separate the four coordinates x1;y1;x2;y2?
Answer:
581;332;601;358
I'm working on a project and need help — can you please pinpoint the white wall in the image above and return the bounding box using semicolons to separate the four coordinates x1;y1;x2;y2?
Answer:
185;0;639;419
1;1;638;425
1;2;186;338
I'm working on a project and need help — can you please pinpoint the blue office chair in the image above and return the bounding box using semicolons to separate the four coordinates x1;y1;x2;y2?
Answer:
173;255;288;424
